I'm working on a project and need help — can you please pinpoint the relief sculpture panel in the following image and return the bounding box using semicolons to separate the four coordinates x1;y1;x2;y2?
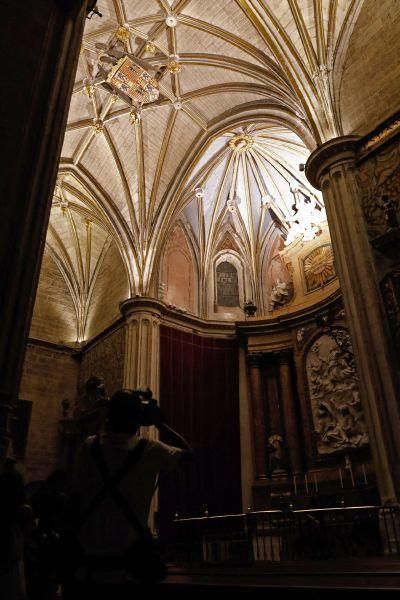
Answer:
306;330;368;455
357;140;400;240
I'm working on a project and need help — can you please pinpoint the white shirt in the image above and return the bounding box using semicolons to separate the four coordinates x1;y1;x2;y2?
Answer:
71;432;183;557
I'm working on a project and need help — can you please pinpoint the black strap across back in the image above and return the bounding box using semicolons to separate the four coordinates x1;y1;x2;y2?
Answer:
78;437;148;533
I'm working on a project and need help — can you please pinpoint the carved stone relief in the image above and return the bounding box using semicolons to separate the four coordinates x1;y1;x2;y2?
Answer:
306;330;368;455
302;244;336;292
381;267;400;354
357;140;400;240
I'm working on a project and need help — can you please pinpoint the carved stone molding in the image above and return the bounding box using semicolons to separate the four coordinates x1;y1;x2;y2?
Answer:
120;296;164;319
305;136;360;190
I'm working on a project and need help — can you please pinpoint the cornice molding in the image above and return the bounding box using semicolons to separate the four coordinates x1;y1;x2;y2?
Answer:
358;111;400;159
305;135;360;189
237;289;341;335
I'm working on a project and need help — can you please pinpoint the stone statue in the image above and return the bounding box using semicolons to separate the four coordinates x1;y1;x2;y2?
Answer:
270;279;291;310
267;434;285;473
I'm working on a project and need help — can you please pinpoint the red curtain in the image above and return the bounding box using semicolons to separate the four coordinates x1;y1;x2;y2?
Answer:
158;325;241;534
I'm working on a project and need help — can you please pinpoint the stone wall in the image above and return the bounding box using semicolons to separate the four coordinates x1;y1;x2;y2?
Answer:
30;248;78;346
78;325;126;405
340;0;400;136
18;342;79;482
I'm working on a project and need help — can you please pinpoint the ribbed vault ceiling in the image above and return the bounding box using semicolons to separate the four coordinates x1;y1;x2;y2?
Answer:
41;0;380;340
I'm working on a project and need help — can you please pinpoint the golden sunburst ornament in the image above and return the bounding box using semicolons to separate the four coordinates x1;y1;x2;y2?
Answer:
303;244;336;292
228;134;253;153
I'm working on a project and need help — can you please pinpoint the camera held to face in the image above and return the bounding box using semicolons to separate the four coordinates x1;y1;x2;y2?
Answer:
135;387;160;426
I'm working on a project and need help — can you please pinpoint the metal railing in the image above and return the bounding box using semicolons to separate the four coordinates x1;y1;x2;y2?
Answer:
171;506;400;564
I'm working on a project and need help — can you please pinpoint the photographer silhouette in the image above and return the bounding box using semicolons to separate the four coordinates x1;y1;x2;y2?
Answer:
65;388;192;597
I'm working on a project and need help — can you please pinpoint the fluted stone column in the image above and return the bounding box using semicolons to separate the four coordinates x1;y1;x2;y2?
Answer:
247;353;268;479
0;1;87;467
278;350;302;475
120;297;163;398
306;136;400;502
120;297;164;530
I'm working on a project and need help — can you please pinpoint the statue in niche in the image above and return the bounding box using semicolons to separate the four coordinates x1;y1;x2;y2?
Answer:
267;434;286;474
270;278;292;311
307;331;368;455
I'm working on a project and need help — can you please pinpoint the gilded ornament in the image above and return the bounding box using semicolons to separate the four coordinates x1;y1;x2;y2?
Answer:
360;118;400;153
167;59;181;74
228;134;253;153
92;119;104;134
116;25;131;44
145;40;156;53
129;109;141;124
82;78;95;99
303;244;336;292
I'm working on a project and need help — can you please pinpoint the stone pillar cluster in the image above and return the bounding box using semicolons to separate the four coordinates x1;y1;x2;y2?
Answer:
306;136;400;503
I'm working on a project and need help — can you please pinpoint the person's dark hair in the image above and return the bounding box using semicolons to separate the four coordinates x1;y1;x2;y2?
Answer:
107;389;142;433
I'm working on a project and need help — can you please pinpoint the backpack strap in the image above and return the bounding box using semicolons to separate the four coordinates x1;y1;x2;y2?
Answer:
77;437;148;531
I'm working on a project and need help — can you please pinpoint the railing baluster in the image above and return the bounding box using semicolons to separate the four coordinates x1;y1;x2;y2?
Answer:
170;505;400;565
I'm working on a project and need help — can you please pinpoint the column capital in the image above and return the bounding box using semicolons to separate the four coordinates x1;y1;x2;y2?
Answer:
247;352;264;367
275;348;292;365
120;296;165;319
305;135;361;189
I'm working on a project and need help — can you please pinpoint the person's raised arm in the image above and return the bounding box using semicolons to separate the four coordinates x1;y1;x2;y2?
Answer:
146;401;193;454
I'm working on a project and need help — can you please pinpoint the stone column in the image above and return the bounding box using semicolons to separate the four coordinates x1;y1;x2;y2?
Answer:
264;356;282;438
306;136;400;502
120;297;163;398
247;353;268;479
120;297;164;530
277;350;302;475
0;1;87;466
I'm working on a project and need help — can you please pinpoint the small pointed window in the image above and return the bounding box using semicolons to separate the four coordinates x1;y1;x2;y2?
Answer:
216;261;239;307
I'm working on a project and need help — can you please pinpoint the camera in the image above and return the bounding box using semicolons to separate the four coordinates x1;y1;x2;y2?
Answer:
134;387;160;426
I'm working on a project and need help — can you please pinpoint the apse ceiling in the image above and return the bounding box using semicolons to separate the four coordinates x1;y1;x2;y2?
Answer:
47;0;366;316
